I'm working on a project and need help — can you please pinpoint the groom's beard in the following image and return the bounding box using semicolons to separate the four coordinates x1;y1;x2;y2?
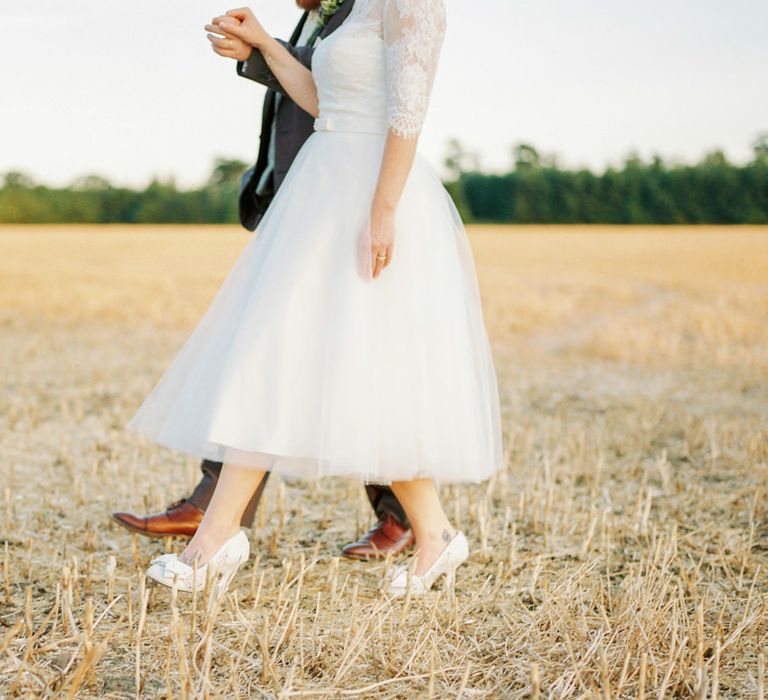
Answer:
296;0;322;9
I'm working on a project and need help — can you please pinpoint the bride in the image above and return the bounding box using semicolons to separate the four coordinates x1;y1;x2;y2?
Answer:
130;0;503;596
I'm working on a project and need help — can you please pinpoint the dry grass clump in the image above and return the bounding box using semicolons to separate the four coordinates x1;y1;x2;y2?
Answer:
1;224;767;698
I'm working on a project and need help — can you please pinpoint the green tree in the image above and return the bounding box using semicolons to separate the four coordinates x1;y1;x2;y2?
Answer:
512;143;540;171
752;132;768;164
208;158;249;188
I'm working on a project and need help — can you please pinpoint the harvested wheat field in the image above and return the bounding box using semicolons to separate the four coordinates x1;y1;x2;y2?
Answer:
1;224;768;699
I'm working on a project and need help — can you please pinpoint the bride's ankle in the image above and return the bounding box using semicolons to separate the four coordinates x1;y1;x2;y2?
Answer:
203;520;241;538
412;527;456;569
417;526;456;550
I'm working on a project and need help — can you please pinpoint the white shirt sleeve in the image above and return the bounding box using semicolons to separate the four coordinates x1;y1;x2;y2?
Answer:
298;10;322;46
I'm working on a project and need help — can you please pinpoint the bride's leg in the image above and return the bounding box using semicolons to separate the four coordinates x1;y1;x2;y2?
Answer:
179;464;266;565
389;479;456;576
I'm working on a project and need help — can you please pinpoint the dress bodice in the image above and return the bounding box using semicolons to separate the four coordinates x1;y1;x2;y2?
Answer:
311;0;446;138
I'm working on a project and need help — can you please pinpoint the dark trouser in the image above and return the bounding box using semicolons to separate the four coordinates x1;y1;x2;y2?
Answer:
365;485;409;527
188;460;409;528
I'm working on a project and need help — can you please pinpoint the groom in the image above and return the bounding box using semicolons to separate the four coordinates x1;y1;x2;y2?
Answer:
112;0;413;560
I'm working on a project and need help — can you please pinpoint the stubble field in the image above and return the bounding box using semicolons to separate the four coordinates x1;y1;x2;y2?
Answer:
1;224;767;698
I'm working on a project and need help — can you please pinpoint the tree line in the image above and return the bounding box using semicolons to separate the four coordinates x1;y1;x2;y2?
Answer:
0;159;245;225
1;136;767;225
446;135;768;224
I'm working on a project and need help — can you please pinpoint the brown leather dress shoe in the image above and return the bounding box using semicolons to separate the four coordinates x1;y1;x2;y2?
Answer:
111;499;204;539
341;513;415;560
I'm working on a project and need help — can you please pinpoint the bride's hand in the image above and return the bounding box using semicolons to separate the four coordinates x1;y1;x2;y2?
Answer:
206;17;250;61
217;8;271;50
369;205;395;279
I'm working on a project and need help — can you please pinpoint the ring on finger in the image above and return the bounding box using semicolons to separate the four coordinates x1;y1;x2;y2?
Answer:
227;39;233;49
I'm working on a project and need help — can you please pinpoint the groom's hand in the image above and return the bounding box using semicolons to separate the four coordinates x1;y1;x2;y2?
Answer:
218;8;271;50
206;16;250;61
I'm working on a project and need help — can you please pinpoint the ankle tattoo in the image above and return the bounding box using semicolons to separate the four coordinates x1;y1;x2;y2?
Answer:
442;529;452;543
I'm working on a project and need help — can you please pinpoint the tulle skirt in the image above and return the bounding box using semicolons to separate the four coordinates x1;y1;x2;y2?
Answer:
129;131;503;484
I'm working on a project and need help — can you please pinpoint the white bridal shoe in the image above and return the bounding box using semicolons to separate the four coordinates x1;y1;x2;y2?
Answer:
146;530;250;593
384;531;469;597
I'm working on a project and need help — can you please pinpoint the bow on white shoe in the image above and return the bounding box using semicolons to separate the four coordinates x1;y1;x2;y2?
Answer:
150;553;176;566
146;530;250;593
384;531;469;597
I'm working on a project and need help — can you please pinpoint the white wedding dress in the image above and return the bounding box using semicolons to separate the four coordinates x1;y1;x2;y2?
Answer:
129;0;503;484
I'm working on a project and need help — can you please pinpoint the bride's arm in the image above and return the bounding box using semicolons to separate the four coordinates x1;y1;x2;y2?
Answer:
236;42;315;94
218;8;319;116
369;135;418;278
368;0;447;279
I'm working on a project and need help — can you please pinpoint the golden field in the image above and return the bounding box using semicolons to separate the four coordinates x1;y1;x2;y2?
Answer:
1;224;767;698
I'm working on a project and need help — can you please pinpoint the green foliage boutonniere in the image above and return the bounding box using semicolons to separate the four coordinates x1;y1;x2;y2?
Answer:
319;0;345;24
308;0;346;44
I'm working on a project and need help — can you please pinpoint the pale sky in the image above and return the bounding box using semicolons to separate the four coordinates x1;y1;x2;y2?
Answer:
1;0;766;188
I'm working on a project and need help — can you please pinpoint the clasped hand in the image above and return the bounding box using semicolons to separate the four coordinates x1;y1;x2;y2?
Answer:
205;7;270;60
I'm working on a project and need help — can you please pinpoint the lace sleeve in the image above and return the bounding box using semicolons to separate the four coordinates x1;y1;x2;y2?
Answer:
383;0;447;140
